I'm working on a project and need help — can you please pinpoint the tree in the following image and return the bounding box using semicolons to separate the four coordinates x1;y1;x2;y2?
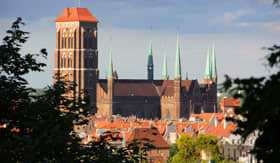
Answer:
196;134;224;162
222;1;280;162
0;18;131;162
172;134;200;163
172;134;228;163
169;143;179;162
127;139;156;163
223;44;280;162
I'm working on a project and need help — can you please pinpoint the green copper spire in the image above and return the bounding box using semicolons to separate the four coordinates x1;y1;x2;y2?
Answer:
108;49;113;79
204;48;211;79
147;40;154;80
211;44;217;78
174;38;181;78
147;41;153;66
162;56;168;79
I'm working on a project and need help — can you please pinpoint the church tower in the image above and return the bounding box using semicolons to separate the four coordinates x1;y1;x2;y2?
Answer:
147;41;154;80
54;8;99;107
173;38;182;119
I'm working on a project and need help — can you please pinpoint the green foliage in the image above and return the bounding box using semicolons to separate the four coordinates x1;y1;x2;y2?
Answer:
223;45;280;162
171;134;200;163
127;139;155;163
0;18;131;162
171;134;228;163
196;134;224;162
79;137;130;163
169;143;179;162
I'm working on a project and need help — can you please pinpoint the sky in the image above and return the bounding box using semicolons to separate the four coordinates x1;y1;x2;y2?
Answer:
0;0;279;88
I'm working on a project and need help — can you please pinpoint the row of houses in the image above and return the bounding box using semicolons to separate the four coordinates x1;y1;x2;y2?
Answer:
75;98;257;162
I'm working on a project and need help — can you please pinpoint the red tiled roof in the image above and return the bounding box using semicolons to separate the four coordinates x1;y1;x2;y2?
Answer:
99;80;160;96
182;80;197;92
220;98;241;107
55;8;99;22
127;128;170;149
205;121;237;138
191;113;224;122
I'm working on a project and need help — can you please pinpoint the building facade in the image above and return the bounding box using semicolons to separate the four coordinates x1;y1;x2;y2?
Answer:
54;8;217;120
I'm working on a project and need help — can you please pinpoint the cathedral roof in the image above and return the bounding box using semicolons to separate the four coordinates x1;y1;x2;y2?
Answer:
99;80;161;97
98;79;199;97
54;8;99;22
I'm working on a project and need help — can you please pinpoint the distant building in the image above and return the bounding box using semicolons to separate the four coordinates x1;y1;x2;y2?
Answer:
219;97;241;115
127;127;170;162
54;8;218;120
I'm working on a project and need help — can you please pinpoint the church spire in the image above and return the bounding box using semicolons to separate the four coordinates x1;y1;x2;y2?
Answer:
211;44;217;80
147;40;154;80
174;37;181;78
211;44;217;83
204;47;211;80
108;49;113;79
162;56;168;80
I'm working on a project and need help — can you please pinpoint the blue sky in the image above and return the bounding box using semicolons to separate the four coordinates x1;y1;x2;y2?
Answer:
0;0;279;88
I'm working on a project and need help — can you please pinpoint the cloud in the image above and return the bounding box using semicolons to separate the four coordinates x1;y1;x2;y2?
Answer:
215;9;256;24
236;22;250;27
263;20;280;32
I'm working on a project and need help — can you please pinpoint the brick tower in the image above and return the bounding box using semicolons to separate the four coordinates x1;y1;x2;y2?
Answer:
173;38;182;119
54;8;99;107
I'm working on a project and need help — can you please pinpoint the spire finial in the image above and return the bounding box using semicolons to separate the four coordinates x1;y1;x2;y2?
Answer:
174;36;181;78
162;56;168;80
211;44;217;78
108;49;113;79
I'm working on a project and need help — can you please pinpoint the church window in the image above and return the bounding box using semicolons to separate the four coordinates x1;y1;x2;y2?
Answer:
69;53;72;68
71;36;74;49
61;36;64;49
69;36;71;49
64;57;67;68
84;33;87;49
61;56;63;68
68;36;70;49
63;35;66;49
94;30;97;39
68;58;70;68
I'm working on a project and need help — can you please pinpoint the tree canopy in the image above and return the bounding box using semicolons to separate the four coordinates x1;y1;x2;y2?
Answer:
223;44;280;162
171;134;225;163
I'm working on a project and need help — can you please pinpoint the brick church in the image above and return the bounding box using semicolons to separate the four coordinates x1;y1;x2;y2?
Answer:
54;8;217;120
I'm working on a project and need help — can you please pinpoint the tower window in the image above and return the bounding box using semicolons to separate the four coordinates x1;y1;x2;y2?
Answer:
61;36;64;49
68;36;70;49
